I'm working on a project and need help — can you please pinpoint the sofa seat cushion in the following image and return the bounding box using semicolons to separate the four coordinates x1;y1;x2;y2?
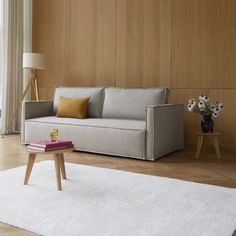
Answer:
25;117;146;159
25;116;145;130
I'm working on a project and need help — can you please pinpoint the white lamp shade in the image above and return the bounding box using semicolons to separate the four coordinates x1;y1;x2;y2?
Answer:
23;53;45;69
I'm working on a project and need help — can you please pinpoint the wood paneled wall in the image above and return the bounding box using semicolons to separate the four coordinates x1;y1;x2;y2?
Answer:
170;0;236;149
32;0;236;150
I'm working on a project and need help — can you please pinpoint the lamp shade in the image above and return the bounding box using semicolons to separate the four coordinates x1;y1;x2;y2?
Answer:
23;53;45;69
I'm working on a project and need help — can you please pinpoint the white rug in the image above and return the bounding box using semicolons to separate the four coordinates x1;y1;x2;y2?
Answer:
0;161;235;236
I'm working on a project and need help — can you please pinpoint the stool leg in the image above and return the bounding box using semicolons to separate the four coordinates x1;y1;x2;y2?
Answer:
196;135;204;159
24;153;36;185
212;136;221;159
60;153;66;179
54;154;62;191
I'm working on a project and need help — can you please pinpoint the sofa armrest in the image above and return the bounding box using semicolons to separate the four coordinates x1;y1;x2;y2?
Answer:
22;100;53;120
21;100;53;143
145;104;184;161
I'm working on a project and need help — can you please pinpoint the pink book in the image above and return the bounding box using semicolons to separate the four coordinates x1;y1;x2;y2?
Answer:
27;144;74;151
30;140;73;149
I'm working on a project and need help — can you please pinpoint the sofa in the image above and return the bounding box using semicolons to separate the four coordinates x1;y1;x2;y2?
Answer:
21;87;184;161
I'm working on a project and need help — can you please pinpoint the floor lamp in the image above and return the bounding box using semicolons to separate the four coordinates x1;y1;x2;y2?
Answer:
5;53;45;134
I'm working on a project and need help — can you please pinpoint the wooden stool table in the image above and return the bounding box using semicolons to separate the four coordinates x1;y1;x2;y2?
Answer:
194;131;221;159
24;147;74;191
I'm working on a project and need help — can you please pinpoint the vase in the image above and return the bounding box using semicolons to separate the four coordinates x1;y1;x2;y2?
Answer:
201;115;214;133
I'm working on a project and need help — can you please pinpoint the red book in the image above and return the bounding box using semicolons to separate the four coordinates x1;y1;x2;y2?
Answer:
29;140;73;149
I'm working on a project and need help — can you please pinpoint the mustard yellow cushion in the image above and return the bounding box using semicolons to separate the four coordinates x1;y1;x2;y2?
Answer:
56;96;90;119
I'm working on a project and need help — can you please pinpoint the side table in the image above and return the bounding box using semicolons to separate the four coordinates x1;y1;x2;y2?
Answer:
24;147;74;191
194;131;221;159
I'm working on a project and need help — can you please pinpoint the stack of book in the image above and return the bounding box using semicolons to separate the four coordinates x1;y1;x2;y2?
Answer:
27;140;74;151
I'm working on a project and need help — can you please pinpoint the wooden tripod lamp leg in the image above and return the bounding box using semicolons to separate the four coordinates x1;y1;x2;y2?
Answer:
34;77;39;101
31;77;36;98
30;70;40;101
5;70;36;134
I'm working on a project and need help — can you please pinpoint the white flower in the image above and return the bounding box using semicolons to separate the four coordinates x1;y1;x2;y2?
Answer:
212;111;219;118
218;102;223;110
187;102;196;112
198;101;206;111
210;104;216;111
213;106;220;113
188;98;196;104
199;95;209;103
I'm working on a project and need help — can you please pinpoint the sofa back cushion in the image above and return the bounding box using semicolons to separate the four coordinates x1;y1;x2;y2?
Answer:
53;87;104;118
102;87;169;120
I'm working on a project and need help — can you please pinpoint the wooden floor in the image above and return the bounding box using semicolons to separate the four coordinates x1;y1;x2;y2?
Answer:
0;135;235;236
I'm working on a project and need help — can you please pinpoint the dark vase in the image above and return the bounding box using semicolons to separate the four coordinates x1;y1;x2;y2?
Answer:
201;115;214;133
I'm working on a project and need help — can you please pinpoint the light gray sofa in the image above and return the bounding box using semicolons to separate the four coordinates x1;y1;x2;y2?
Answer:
21;87;184;161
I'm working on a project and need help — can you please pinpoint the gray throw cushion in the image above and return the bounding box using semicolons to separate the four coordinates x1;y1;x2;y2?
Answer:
53;87;104;118
102;87;169;120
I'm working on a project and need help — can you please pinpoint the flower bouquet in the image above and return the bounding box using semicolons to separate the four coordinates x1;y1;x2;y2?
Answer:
187;95;223;133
